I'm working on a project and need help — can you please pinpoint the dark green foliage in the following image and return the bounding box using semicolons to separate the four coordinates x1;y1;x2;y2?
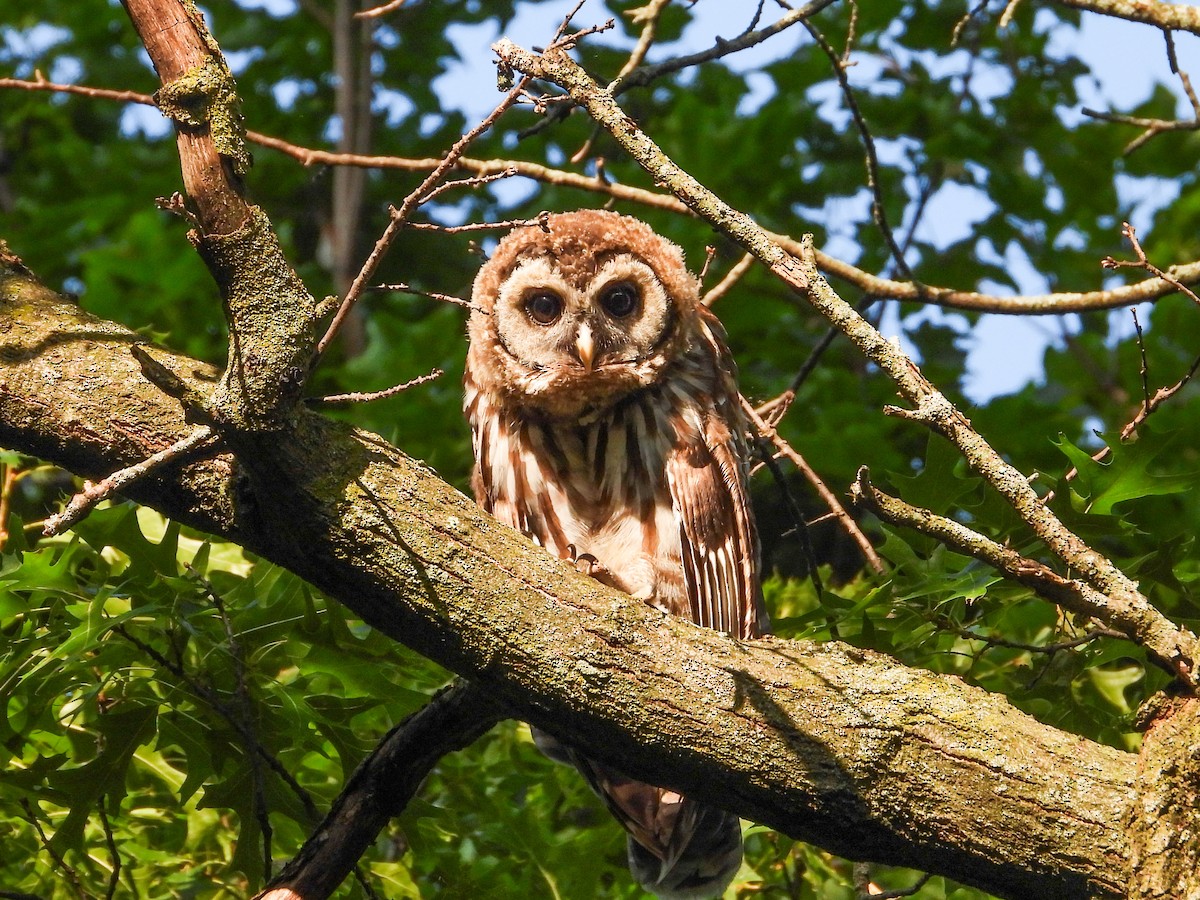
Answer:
4;0;1200;896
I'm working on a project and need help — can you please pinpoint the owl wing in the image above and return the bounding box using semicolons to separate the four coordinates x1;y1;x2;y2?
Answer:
665;320;766;642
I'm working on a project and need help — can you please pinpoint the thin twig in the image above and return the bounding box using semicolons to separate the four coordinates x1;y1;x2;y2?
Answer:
615;0;839;92
757;449;828;616
702;253;755;307
611;0;673;85
998;0;1026;28
20;799;85;900
312;74;534;362
42;427;216;537
1133;307;1151;409
402;213;551;234
417;167;517;205
697;245;718;283
947;619;1124;654
311;368;444;405
1062;347;1200;487
354;0;407;19
369;283;476;310
98;802;121;900
804;19;915;284
742;398;885;574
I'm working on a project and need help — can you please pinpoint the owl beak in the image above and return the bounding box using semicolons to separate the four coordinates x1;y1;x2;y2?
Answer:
575;323;596;372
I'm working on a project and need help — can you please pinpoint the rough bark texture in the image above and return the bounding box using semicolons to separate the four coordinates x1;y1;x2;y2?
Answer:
1126;697;1200;899
0;256;1139;900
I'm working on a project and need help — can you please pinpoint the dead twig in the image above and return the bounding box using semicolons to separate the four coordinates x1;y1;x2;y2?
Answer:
742;398;884;574
1102;222;1200;307
43;427;216;537
312;72;535;362
354;0;407;19
369;283;476;310
310;368;444;405
702;252;755;307
401;212;551;234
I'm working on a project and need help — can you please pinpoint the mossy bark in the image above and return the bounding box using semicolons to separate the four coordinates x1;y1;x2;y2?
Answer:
0;260;1146;899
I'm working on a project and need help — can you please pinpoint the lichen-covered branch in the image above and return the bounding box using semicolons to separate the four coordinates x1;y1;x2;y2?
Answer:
1053;0;1200;35
491;37;1200;689
1126;697;1200;899
120;0;251;234
123;0;317;430
0;254;1133;900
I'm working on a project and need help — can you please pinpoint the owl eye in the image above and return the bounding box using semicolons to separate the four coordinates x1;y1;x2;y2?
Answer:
524;291;564;326
599;282;640;319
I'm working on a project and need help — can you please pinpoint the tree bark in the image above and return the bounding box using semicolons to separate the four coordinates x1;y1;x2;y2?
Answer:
0;253;1136;900
1126;697;1200;899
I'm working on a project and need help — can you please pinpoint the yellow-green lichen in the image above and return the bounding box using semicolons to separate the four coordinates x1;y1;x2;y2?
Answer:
154;56;251;176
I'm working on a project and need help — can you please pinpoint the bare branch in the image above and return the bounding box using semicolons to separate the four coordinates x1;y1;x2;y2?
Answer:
355;0;407;19
1102;222;1200;307
702;252;755;306
614;0;841;93
742;399;885;574
369;282;477;310
42;427;216;537
310;368;444;405
313;74;533;361
804;18;915;283
256;680;505;900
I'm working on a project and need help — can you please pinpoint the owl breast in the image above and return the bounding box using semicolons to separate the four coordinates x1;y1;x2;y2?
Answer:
465;358;704;618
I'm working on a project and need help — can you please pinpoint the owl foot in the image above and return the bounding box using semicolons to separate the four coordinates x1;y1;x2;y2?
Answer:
566;544;612;582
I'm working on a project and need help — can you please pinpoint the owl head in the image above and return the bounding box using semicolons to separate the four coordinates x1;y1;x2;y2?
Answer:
467;210;702;419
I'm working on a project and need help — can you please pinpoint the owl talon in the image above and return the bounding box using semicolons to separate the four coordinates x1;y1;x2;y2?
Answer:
566;544;609;579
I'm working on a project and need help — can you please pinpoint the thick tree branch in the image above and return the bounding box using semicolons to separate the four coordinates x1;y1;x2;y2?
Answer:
120;0;251;234
491;37;1200;688
1052;0;1200;35
123;0;318;432
0;248;1135;900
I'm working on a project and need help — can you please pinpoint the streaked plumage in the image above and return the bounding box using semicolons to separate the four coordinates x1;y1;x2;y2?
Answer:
464;210;766;898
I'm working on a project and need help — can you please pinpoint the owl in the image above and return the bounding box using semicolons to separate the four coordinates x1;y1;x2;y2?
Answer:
464;210;766;899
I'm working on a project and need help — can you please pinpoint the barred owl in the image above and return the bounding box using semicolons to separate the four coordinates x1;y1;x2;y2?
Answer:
464;210;766;899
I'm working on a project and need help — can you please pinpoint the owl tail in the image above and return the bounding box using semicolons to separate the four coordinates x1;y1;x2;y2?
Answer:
534;728;740;899
625;805;742;900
